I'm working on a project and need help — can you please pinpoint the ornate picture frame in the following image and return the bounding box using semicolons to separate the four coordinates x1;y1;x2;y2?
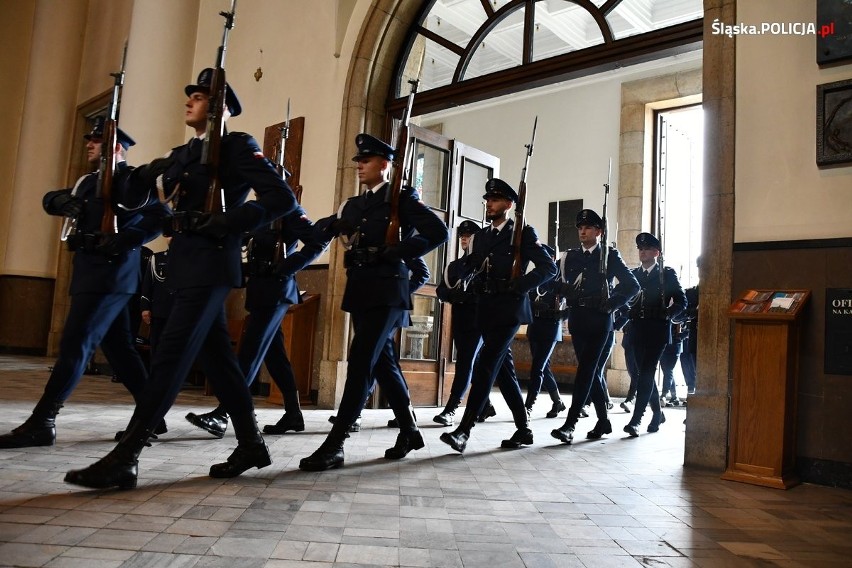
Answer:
816;78;852;166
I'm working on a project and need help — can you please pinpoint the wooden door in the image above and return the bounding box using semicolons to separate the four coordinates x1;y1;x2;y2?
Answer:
398;127;499;406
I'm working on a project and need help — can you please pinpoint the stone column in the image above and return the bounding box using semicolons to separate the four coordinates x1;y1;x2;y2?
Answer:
122;0;201;164
683;0;736;470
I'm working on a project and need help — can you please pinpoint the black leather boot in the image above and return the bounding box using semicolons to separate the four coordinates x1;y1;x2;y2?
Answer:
647;411;667;433
209;411;271;478
114;419;167;442
476;399;497;422
387;411;416;428
586;418;613;439
551;410;578;444
433;397;461;426
501;406;534;449
0;400;62;449
440;406;477;453
65;420;152;490
299;424;348;471
545;390;566;418
263;392;305;434
186;406;229;438
385;407;424;459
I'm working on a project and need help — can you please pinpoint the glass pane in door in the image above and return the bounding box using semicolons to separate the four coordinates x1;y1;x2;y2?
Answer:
459;156;492;221
401;294;440;360
412;140;449;210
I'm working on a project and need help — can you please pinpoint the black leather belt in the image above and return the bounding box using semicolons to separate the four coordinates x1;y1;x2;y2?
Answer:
66;232;103;252
163;211;205;236
344;247;382;268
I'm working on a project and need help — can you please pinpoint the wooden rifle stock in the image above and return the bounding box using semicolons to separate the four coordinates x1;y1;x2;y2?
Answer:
510;117;537;279
385;79;418;246
98;119;118;233
203;0;237;214
203;67;227;214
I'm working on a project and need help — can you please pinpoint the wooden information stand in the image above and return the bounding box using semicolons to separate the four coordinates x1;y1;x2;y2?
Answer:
723;289;810;489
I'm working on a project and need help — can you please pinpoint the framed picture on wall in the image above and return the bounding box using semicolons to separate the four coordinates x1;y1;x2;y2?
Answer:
816;78;852;166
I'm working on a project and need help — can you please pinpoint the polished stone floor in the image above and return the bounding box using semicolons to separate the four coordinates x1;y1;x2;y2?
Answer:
0;355;850;567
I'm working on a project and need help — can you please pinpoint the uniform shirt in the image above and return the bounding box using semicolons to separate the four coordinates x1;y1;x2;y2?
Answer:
244;205;329;310
527;269;565;343
319;183;448;313
154;132;298;289
43;162;165;295
559;244;639;334
465;219;557;327
627;263;687;344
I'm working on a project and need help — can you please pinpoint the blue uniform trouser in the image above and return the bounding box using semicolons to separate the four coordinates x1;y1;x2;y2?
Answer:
622;329;640;399
660;346;681;398
43;292;147;404
334;307;412;431
564;327;610;427
629;333;667;427
238;304;297;395
465;322;525;421
528;336;558;397
132;285;254;431
448;330;483;402
585;330;614;406
680;338;697;391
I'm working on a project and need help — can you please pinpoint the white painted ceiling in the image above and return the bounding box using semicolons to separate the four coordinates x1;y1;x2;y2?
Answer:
411;0;703;91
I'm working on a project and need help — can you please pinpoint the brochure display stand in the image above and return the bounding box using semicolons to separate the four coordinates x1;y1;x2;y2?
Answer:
722;289;810;489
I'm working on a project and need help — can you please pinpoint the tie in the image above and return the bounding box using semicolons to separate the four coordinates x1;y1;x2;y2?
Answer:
491;228;499;237
584;250;591;258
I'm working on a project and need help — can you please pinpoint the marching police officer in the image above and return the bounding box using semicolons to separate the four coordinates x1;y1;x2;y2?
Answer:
299;133;448;471
622;232;686;437
440;178;556;453
434;220;482;426
551;209;638;444
185;206;329;438
65;68;298;489
524;244;568;418
0;119;165;449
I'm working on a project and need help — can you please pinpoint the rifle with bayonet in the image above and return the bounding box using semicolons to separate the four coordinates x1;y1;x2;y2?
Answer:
61;42;128;243
599;158;612;304
271;98;293;266
203;0;237;215
510;117;537;279
384;79;418;246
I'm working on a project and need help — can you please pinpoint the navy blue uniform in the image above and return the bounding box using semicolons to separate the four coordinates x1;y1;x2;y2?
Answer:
461;221;557;429
238;207;328;398
436;256;481;404
526;277;564;402
40;164;162;408
320;183;448;433
140;249;173;356
128;133;297;432
558;246;639;431
680;284;699;393
625;264;686;430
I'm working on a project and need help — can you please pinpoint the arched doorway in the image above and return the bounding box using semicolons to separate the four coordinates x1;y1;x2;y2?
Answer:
321;0;734;471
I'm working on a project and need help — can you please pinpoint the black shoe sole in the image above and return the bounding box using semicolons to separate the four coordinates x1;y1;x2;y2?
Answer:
298;458;344;472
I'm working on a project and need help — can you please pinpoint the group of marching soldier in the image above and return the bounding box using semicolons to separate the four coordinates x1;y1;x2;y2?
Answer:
0;12;695;491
